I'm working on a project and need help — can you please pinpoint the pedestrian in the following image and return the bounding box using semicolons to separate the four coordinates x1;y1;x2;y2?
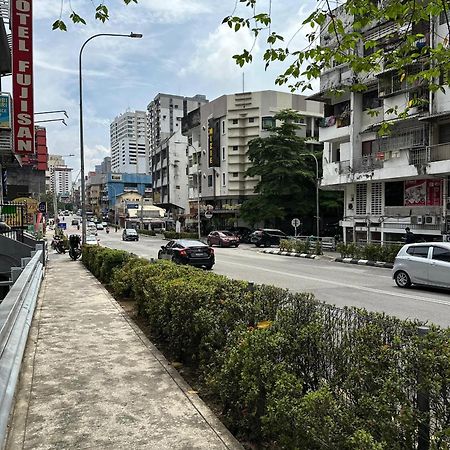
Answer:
405;227;415;244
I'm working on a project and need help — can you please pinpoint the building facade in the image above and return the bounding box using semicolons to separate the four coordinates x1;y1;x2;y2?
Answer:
110;111;148;174
181;90;323;227
315;6;450;243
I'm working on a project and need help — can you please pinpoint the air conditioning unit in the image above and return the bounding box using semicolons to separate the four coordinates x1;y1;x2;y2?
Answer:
424;215;436;225
415;215;424;225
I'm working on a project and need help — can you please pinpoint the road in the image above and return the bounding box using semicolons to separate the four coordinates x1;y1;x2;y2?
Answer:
78;227;450;328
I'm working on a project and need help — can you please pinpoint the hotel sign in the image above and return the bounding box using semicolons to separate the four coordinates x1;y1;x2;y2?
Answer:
207;118;220;168
12;0;34;154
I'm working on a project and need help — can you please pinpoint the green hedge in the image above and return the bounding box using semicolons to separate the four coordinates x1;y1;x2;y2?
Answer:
336;243;403;263
280;239;323;255
163;231;198;240
137;229;157;236
83;246;450;449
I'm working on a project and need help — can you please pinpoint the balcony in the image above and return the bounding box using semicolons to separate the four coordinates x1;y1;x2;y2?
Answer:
428;143;450;162
377;125;428;152
408;148;429;165
352;155;384;173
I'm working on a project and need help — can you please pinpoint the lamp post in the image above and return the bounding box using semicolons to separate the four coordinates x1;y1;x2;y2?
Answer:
299;153;320;238
79;32;142;244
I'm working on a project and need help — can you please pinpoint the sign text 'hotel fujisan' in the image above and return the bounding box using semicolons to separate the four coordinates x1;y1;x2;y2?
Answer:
12;0;34;154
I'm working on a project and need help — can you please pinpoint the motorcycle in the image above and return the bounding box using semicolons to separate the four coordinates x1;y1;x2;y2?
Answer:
51;236;66;254
68;234;82;261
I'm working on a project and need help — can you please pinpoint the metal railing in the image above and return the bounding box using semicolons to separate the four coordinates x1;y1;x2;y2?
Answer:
0;249;44;446
377;125;428;152
352;155;384;173
408;147;429;165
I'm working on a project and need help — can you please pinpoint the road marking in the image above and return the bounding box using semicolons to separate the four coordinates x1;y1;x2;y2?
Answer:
223;261;450;308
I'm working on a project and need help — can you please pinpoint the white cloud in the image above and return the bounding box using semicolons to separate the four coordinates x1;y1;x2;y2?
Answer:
180;24;257;81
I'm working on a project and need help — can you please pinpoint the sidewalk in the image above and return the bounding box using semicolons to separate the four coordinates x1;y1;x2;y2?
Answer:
6;254;242;450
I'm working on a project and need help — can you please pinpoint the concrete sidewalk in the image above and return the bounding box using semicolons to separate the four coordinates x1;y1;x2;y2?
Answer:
6;254;242;450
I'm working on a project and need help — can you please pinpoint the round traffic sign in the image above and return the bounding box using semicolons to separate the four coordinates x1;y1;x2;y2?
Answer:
291;218;301;227
38;201;46;213
204;211;213;219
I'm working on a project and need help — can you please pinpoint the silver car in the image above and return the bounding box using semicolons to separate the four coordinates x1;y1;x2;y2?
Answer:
392;242;450;288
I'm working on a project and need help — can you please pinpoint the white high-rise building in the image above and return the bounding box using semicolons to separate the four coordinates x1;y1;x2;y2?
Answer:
54;166;72;197
110;111;148;174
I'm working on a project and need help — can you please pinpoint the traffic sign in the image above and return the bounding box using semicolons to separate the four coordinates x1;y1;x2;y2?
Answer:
291;218;301;227
57;222;66;230
38;201;46;213
204;211;213;219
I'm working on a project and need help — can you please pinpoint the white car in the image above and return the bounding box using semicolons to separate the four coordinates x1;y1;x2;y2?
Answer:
96;223;104;230
85;234;99;245
392;242;450;289
102;222;108;227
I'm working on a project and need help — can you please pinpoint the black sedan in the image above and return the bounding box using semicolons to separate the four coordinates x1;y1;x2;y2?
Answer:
158;239;215;269
250;229;287;247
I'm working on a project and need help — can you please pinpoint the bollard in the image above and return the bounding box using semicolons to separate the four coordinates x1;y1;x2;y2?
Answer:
150;258;155;264
247;281;255;293
417;326;430;450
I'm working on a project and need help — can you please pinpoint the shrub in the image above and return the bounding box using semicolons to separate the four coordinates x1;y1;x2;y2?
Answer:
138;229;156;236
163;231;198;240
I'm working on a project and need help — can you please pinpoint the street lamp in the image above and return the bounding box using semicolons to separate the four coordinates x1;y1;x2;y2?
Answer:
79;32;143;244
299;153;320;238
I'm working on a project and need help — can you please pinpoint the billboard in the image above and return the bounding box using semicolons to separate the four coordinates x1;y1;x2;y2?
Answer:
208;118;221;168
404;179;442;207
0;94;11;129
12;0;34;154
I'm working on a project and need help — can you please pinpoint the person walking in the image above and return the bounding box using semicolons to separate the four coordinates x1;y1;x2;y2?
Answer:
405;227;415;244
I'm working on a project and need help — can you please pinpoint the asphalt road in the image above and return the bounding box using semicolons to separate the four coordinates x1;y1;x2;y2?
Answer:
77;227;450;328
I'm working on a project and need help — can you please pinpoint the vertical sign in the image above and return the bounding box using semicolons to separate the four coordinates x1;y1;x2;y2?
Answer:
207;118;221;168
12;0;34;154
0;94;11;129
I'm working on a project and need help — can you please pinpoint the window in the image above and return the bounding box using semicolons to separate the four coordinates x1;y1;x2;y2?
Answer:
432;246;450;262
362;140;374;156
222;173;226;186
232;172;238;177
208;175;213;187
356;184;367;215
371;182;382;215
362;91;382;110
232;145;238;151
262;116;276;130
249;117;255;123
222;121;225;134
406;246;430;258
385;181;404;206
232;119;238;124
222;147;226;160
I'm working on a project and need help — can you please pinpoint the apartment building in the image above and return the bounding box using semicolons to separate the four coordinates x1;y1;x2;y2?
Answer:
181;90;323;226
314;6;450;243
147;93;208;153
148;93;208;216
110;111;148;174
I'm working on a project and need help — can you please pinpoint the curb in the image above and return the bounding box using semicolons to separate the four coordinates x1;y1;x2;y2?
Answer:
261;249;393;269
334;257;393;269
261;249;317;259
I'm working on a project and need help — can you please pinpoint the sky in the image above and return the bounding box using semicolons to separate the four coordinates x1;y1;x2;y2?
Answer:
3;0;320;178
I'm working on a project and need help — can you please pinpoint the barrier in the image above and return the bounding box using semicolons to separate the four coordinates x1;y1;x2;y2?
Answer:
0;250;43;449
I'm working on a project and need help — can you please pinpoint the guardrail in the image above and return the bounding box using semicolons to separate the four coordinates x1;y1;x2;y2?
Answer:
0;249;44;449
289;236;337;251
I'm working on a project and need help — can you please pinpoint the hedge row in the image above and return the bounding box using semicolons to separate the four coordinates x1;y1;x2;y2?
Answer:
280;239;323;255
337;243;403;263
138;229;157;236
82;246;450;449
163;231;198;240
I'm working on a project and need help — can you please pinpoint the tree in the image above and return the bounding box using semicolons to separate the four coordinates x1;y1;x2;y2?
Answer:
240;109;318;227
224;0;450;116
52;0;138;31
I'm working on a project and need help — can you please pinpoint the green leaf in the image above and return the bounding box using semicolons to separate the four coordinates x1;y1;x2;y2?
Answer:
52;20;67;31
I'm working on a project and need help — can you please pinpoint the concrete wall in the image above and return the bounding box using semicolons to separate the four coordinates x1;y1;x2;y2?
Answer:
0;235;33;275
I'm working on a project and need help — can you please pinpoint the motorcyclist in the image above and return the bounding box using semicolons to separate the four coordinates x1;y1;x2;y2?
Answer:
68;234;82;260
105;226;110;234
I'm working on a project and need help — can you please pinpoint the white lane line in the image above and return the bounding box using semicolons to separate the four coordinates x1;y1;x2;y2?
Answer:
223;261;450;308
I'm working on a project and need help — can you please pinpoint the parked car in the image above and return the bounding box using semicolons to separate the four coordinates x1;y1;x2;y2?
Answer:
207;231;240;247
102;222;108;227
158;239;215;269
392;242;450;289
227;226;253;243
96;223;104;230
87;225;98;236
85;234;99;245
122;228;139;241
250;229;287;247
